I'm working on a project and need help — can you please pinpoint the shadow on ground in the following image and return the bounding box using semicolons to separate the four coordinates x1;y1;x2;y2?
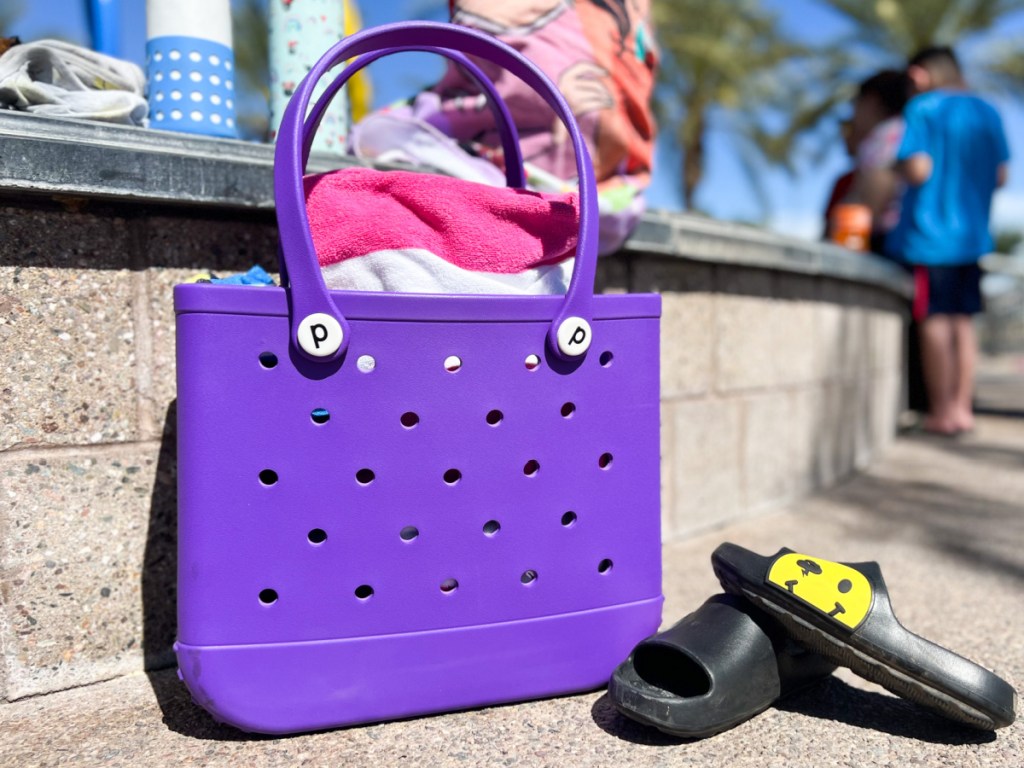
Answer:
774;678;997;745
146;669;273;742
591;681;996;747
827;466;1024;584
921;434;1024;471
590;694;690;746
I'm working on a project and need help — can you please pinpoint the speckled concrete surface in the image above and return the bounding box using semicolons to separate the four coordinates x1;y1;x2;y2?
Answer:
0;443;176;700
2;413;1021;768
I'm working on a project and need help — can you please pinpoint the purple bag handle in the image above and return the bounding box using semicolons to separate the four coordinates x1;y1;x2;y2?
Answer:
275;21;599;363
304;46;526;189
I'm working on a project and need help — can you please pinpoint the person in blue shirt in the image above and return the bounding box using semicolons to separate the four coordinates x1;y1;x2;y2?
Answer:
888;46;1010;436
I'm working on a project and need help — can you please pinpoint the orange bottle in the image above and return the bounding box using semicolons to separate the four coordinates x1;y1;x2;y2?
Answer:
830;203;872;251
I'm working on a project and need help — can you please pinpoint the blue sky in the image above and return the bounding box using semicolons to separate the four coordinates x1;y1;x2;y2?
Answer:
11;0;1024;241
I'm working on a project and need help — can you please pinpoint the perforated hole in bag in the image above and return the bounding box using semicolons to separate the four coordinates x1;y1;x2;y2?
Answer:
598;453;613;469
354;585;374;600
440;579;459;594
483;520;501;536
598;559;613;574
400;411;419;428
561;511;577;527
523;459;539;477
520;570;538;585
443;468;462;485
400;526;419;541
599;351;614;367
307;528;327;544
310;408;330;424
356;468;375;485
486;409;503;426
259;469;278;486
258;589;278;605
560;402;576;418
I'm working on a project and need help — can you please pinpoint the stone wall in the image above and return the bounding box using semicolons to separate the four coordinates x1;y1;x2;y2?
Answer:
0;112;910;703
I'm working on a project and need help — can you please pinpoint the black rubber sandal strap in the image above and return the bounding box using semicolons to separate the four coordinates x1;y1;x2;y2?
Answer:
711;543;1018;730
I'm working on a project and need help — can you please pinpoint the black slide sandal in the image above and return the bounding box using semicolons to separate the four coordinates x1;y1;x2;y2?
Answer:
711;543;1018;730
609;593;836;738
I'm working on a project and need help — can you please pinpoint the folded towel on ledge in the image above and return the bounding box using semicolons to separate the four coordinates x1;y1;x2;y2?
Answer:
304;166;580;295
0;39;146;125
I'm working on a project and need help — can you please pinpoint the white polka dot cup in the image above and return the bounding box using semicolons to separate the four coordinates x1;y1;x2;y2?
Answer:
146;36;237;138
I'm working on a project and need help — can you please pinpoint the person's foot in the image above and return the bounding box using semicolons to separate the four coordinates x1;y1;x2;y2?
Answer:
922;414;959;436
952;407;975;434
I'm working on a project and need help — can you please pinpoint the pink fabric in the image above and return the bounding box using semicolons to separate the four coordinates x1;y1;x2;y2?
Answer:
304;166;579;274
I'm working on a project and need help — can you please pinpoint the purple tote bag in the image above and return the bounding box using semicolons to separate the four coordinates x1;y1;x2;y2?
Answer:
173;21;662;735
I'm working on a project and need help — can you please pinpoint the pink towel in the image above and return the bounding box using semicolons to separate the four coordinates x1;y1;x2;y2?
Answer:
304;167;580;293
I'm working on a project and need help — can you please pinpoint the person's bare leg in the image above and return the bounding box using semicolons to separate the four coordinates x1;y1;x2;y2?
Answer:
951;314;977;432
919;314;958;433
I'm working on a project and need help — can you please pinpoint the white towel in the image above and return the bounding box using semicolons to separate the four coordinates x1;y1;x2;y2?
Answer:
0;39;147;125
321;248;574;295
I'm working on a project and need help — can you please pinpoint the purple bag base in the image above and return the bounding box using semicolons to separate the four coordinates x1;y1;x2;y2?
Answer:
175;596;662;734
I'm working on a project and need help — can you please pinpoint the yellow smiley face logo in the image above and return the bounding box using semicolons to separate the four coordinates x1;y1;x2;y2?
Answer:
766;553;873;630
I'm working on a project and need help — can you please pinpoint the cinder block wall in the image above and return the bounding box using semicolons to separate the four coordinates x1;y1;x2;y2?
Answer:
0;194;907;704
629;258;904;538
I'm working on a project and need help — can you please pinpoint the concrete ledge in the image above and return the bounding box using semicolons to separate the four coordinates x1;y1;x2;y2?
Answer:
629;211;911;298
0;112;910;701
0;111;911;299
0;111;359;208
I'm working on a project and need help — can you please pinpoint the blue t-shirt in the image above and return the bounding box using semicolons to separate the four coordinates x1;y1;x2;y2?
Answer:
886;90;1009;265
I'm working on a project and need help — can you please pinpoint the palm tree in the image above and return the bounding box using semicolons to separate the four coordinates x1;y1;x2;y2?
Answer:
652;0;823;210
231;0;271;140
985;44;1024;92
0;2;22;38
815;0;1024;65
653;0;1024;213
781;1;1024;166
994;230;1023;255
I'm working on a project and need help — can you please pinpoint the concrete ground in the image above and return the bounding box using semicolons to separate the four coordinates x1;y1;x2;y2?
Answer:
3;366;1022;767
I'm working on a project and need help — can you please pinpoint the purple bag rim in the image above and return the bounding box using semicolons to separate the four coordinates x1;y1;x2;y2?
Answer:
174;283;661;322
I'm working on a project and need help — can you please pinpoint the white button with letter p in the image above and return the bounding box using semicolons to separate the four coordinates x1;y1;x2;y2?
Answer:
297;312;343;357
556;316;592;357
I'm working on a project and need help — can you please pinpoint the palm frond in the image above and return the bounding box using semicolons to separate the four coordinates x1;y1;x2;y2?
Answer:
0;1;23;37
653;0;1024;216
